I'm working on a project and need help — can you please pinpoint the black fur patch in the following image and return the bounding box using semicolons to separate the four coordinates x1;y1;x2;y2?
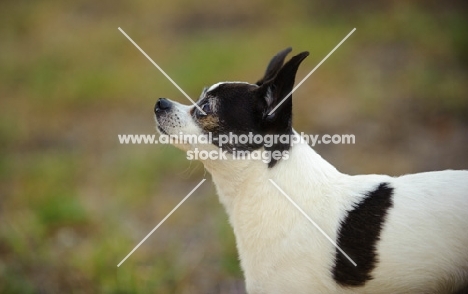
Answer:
190;49;308;168
201;83;266;151
332;182;394;286
193;82;294;168
454;284;468;294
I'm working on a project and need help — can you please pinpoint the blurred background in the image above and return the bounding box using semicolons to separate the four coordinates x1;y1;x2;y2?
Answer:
1;0;467;293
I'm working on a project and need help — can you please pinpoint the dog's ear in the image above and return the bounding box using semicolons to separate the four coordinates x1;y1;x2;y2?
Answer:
256;51;308;168
258;51;309;122
256;47;292;86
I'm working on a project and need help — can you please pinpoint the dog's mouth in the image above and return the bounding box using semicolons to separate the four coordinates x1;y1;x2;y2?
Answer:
156;124;169;135
154;112;170;135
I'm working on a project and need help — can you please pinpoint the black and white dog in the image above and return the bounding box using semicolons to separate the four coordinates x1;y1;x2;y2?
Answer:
154;48;468;293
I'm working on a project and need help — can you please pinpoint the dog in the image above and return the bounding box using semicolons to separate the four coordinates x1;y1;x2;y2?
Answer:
154;47;468;293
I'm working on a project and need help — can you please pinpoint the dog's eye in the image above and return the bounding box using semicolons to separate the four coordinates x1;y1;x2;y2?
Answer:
201;103;211;114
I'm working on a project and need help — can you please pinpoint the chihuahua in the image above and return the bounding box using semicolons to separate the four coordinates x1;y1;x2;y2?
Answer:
154;48;468;293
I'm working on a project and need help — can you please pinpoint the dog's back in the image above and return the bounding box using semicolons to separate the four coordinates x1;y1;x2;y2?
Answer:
357;170;468;293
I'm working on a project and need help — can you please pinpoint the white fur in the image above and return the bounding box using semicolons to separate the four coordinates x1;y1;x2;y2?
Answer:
206;81;255;92
156;98;468;294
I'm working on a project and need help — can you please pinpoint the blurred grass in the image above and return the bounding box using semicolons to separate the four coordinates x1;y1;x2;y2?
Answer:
1;0;467;293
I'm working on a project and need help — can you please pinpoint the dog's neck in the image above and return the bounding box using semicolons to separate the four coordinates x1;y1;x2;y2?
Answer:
201;131;345;284
201;131;342;214
203;131;339;178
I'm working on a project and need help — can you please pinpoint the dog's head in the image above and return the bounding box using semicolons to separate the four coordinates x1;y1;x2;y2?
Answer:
154;48;309;167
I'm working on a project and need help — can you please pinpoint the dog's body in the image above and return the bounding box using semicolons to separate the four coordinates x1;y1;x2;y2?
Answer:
154;48;468;293
206;140;468;293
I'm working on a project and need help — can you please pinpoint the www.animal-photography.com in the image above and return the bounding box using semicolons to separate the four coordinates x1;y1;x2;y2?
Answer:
1;1;468;293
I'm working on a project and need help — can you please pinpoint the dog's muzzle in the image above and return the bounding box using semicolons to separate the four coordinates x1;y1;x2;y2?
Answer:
154;98;172;114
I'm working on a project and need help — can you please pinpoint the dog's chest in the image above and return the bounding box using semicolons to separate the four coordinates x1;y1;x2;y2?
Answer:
211;168;343;292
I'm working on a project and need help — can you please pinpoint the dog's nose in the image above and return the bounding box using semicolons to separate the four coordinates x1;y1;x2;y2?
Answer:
155;98;171;113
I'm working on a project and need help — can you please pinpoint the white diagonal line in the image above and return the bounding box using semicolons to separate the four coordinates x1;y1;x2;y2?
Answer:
118;27;206;115
269;179;357;267
268;28;356;116
117;179;206;267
